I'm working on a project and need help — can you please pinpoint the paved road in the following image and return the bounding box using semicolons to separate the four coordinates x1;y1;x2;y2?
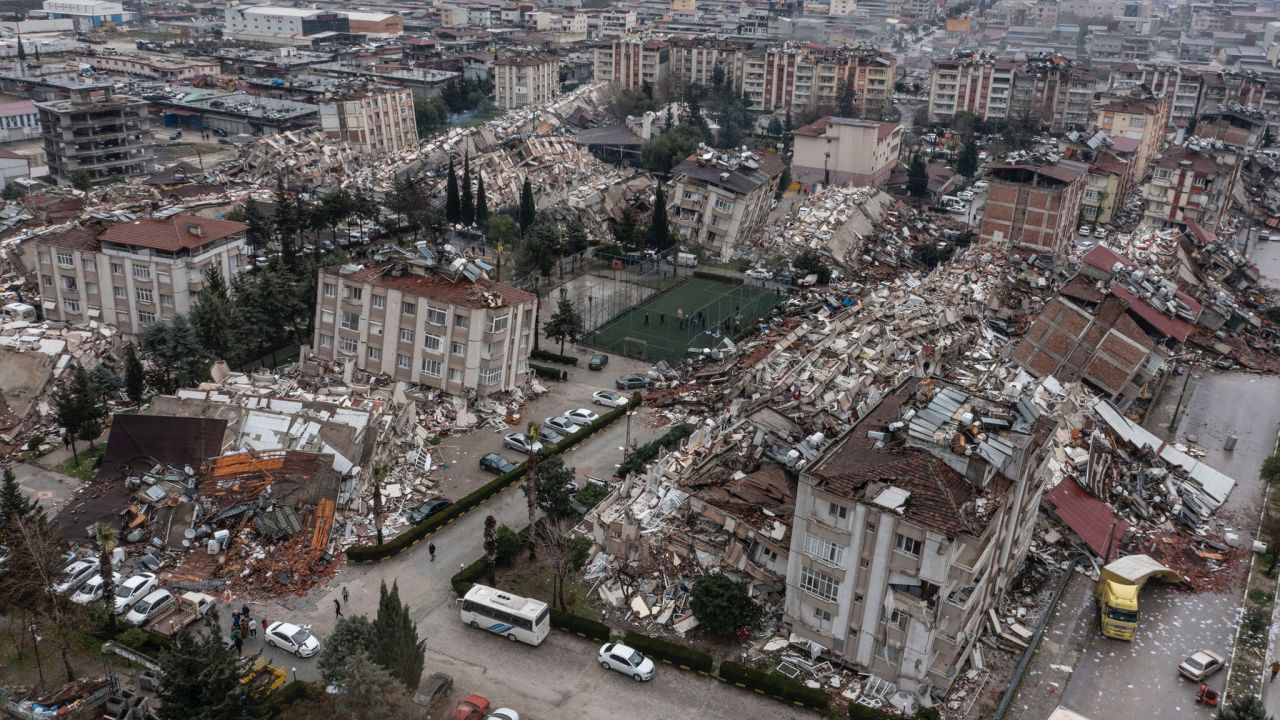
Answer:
1059;371;1280;720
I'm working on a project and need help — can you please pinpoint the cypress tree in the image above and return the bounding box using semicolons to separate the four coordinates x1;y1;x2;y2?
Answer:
475;174;488;225
646;185;673;250
460;152;474;226
371;581;425;692
445;159;460;225
518;178;536;233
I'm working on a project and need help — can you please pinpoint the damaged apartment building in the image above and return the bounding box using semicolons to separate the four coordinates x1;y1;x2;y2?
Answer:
783;377;1058;699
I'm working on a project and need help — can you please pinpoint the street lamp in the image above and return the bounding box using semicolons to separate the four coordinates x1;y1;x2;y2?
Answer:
623;410;636;460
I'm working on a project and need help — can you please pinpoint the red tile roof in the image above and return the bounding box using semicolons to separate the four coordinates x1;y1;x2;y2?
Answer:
1109;284;1194;342
1083;245;1203;321
1046;476;1129;561
98;215;248;252
37;225;101;252
333;263;536;309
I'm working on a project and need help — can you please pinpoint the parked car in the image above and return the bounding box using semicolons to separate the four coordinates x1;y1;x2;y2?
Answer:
114;572;158;614
125;589;174;626
71;571;120;604
615;374;650;390
588;354;609;371
265;621;321;658
1078;225;1092;236
1077;240;1095;253
412;672;453;714
449;695;491;720
55;559;99;594
486;710;520;720
168;130;182;140
1179;650;1226;681
598;642;655;681
536;425;565;447
1093;226;1107;239
544;416;583;435
956;190;975;201
773;272;795;286
503;433;543;455
408;498;453;525
744;267;773;280
479;453;518;475
593;390;629;408
565;408;599;424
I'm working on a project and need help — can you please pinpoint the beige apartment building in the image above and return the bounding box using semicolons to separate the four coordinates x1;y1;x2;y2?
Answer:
593;34;669;90
319;85;418;158
494;52;560;110
742;44;895;117
1094;94;1167;180
669;148;784;261
792;116;902;190
35;215;248;336
311;254;536;396
38;84;152;186
784;378;1055;697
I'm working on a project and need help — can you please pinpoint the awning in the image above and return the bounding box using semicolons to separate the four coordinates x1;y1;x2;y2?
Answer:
1046;476;1130;560
163;108;198;116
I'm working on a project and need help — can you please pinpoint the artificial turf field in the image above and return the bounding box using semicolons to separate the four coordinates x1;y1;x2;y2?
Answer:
584;276;784;362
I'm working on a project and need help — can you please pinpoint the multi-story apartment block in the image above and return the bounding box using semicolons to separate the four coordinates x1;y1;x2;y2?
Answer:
667;37;748;88
1094;93;1166;179
37;84;152;186
599;9;638;36
829;0;857;14
311;252;536;397
927;52;1016;123
898;0;938;22
929;52;1095;131
319;85;418;158
1058;129;1137;225
669;148;783;261
979;158;1089;254
493;52;560;110
784;377;1055;696
223;4;352;45
1008;56;1096;132
792;116;902;190
1142;144;1239;231
742;44;894;117
593;35;669;90
35;215;248;336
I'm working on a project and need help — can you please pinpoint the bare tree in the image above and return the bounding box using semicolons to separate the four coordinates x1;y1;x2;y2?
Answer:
484;515;497;587
2;514;88;683
524;422;540;561
534;518;591;611
94;523;118;632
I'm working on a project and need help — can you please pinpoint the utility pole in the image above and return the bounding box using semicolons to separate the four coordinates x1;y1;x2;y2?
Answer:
1168;363;1192;432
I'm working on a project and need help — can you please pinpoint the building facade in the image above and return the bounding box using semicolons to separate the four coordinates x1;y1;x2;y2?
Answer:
792;116;902;189
311;258;536;397
929;52;1096;131
38;85;152;186
1142;144;1239;231
1094;94;1167;179
593;35;669;90
318;86;418;158
669;149;782;261
43;0;133;29
35;215;248;336
493;52;560;110
928;53;1016;123
0;100;41;144
742;44;894;117
979;159;1089;254
223;4;351;45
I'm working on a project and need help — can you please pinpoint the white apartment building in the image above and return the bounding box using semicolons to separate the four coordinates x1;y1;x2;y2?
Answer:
928;54;1016;123
312;254;536;397
792;117;902;190
670;149;784;261
319;86;418;158
785;378;1056;698
223;4;350;45
599;9;637;36
35;215;248;336
494;52;560;110
593;35;669;91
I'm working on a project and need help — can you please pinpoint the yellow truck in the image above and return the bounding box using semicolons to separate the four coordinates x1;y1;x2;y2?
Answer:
1096;554;1180;640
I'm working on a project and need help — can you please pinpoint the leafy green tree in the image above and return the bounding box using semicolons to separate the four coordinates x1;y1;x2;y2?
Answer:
838;82;856;117
794;248;832;284
319;615;375;685
141;315;209;391
689;574;762;636
524;421;540;560
518;178;537;233
272;178;300;268
53;367;94;462
523;217;560;278
445;159;460;224
767;116;783;136
956;135;979;178
543;297;584;360
0;466;40;542
475;174;488;225
371;581;425;692
681;86;711;140
486;215;518;280
158;624;268;720
495;524;522;565
330;650;404;720
612;207;642;249
87;364;121;401
645;185;673;250
484;514;498;586
564;218;589;269
93;522;118;631
190;266;236;364
1216;694;1269;720
776;162;791;199
2;183;25;200
70;171;92;192
528;454;577;518
640;124;704;175
461;152;474;226
1261;453;1280;484
907;153;930;203
413;96;450;136
124;344;145;404
242;202;272;256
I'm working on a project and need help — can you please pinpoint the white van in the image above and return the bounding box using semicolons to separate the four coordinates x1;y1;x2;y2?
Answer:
668;252;698;267
125;588;174;626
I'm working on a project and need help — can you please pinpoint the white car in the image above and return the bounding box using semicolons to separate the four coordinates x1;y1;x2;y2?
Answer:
544;416;583;435
957;190;975;201
744;267;773;280
1093;226;1107;239
114;572;158;614
266;621;320;657
125;589;174;626
598;642;655;682
592;390;628;408
503;433;543;455
565;408;599;425
54;559;99;594
487;710;520;720
1078;225;1092;236
71;571;120;604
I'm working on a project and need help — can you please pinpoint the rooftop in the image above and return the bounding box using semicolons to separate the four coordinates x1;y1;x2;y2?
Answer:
329;262;536;309
98;215;248;252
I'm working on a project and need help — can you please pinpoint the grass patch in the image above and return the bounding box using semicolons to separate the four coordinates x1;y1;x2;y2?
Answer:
1225;465;1280;699
1250;589;1272;606
56;445;105;481
162;142;224;158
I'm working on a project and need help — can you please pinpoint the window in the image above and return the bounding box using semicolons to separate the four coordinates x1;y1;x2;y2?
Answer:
421;358;441;377
402;301;416;316
866;522;876;533
324;282;336;298
480;367;502;386
111;262;123;275
56;250;73;266
157;271;170;284
61;275;77;290
339;337;358;353
400;328;413;343
804;534;845;567
340;311;360;331
38;251;49;264
455;314;470;329
319;334;333;348
1128;117;1146;127
895;533;922;556
160;294;172;307
86;282;97;295
138;310;154;325
423;332;443;352
451;341;465;356
63;298;80;313
486;314;510;333
83;258;96;271
41;274;52;287
427;306;447;325
714;198;733;213
397;353;411;369
113;286;126;298
348;287;362;300
800;566;839;602
878;643;902;664
136;288;153;304
1153;168;1172;180
368;347;381;360
889;609;905;629
826;502;848;521
1084;189;1100;201
321;309;334;324
811;606;833;632
131;264;150;280
372;294;385;309
448;369;463;382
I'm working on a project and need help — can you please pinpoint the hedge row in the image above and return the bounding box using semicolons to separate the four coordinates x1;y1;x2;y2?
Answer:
551;609;612;641
347;401;631;562
451;554;489;596
693;269;744;286
718;661;829;711
531;349;579;366
615;423;693;478
622;631;714;674
530;363;568;381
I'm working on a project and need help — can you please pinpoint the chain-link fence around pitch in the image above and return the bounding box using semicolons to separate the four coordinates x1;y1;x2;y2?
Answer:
582;276;784;363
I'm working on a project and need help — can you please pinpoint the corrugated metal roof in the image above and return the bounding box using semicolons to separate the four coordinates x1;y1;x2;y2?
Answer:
1046;476;1130;560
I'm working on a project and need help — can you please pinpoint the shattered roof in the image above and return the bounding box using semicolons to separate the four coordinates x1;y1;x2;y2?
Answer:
102;415;228;476
330;263;536;309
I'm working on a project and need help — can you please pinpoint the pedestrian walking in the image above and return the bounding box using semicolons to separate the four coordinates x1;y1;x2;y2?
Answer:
643;313;649;326
334;598;343;617
261;617;269;635
659;313;665;325
429;543;436;562
231;611;240;629
1270;660;1279;680
240;616;250;639
241;604;250;618
342;586;349;604
233;635;243;656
